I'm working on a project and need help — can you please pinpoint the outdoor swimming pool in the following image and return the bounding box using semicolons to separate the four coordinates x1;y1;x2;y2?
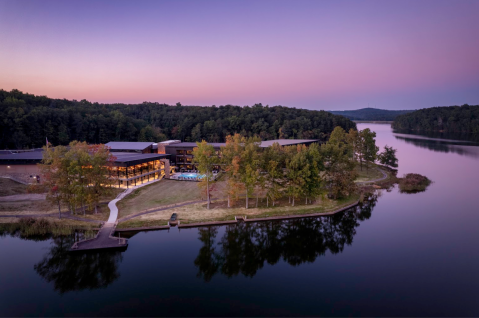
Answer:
180;173;204;178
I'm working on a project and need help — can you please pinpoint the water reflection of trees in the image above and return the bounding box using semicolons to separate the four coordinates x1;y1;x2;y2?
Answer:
394;136;479;158
33;234;123;294
194;193;378;281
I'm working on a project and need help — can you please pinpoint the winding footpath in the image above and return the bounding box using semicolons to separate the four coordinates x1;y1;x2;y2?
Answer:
356;168;388;185
72;178;162;251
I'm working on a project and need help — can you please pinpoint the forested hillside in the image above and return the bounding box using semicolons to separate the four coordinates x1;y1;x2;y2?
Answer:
0;89;356;149
329;108;413;121
392;104;479;133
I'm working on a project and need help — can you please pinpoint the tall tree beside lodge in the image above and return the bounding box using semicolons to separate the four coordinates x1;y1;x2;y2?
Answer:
87;144;116;213
304;143;323;204
261;142;284;207
193;140;218;209
321;127;357;199
41;141;115;215
41;145;68;218
220;134;262;209
241;136;262;209
284;145;309;207
221;134;244;208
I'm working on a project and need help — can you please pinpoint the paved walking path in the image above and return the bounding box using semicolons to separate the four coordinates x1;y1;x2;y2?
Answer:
356;168;388;185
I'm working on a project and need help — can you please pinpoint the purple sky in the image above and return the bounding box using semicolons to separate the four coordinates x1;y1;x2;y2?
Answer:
0;0;478;110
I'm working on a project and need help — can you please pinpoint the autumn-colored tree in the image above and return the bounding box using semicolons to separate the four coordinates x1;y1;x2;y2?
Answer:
221;134;261;209
41;141;115;215
87;144;116;213
261;142;284;207
193;140;219;209
40;144;68;218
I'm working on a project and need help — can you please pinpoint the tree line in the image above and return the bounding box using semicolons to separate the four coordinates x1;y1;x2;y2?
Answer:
0;89;356;149
392;104;479;133
194;127;396;209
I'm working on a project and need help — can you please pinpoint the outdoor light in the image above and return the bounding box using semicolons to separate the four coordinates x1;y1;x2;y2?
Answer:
7;166;10;168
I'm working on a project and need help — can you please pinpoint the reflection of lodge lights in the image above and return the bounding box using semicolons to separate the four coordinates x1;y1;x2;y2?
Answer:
7;166;10;168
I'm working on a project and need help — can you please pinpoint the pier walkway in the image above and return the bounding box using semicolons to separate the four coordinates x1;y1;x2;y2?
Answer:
71;178;162;251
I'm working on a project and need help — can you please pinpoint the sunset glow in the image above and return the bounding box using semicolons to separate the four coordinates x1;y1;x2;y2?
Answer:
1;0;478;109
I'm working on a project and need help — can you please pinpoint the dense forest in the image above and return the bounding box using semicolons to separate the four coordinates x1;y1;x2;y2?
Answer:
392;105;479;133
329;108;413;121
0;89;356;149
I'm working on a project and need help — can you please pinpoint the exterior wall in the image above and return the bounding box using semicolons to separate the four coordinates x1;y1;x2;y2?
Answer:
157;144;166;154
111;159;166;189
161;159;171;178
0;164;41;184
164;146;222;171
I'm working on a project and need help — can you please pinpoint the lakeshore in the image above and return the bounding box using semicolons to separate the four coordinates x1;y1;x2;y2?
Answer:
0;163;395;234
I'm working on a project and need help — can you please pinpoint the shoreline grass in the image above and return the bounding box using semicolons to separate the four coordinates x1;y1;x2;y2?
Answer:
117;194;360;229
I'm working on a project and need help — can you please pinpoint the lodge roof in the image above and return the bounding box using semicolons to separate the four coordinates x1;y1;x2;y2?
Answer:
105;142;154;151
165;142;226;148
111;152;170;163
0;151;44;161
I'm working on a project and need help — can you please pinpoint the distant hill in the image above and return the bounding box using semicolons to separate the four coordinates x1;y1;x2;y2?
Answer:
329;108;414;121
392;104;479;133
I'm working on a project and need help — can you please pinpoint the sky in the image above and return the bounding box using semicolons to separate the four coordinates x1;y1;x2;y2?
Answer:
0;0;478;110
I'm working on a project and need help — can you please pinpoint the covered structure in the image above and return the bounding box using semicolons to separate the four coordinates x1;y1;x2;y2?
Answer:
110;152;171;188
105;142;156;154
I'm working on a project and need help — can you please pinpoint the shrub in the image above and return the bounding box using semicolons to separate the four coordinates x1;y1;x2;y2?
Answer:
398;173;431;193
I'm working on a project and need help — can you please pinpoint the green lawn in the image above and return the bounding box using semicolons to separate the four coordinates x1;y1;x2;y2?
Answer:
117;194;360;228
117;179;204;218
354;163;384;182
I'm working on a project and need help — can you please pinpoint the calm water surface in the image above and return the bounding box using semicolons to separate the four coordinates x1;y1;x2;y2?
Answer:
1;123;479;316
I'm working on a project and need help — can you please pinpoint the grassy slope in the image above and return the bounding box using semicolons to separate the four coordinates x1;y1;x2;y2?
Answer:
354;163;384;182
116;166;394;229
117;193;359;228
0;178;28;196
0;180;122;223
117;179;204;218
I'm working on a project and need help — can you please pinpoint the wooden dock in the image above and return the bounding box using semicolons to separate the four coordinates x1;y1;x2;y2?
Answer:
71;223;128;252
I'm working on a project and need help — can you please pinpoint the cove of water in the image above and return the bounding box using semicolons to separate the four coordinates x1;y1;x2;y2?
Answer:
1;123;478;316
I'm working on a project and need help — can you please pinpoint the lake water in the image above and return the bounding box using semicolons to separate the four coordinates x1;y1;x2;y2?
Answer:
1;123;479;316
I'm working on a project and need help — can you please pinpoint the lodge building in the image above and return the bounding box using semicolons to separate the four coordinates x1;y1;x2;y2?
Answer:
0;139;318;185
